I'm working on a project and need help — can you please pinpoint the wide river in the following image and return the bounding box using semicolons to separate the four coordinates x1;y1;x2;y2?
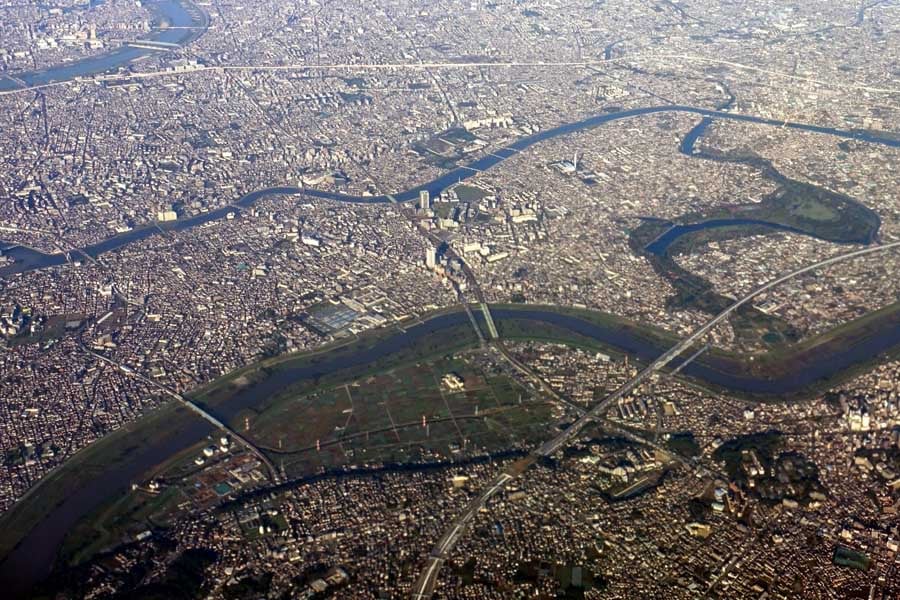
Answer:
3;25;900;595
0;0;204;92
3;305;900;596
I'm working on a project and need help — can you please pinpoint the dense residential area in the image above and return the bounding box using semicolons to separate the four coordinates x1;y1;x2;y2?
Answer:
0;0;899;598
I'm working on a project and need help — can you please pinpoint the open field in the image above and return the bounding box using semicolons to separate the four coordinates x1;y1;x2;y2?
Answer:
3;298;900;572
49;351;553;568
243;354;552;477
0;400;188;560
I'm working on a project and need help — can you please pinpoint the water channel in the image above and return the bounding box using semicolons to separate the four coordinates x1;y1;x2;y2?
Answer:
2;23;900;594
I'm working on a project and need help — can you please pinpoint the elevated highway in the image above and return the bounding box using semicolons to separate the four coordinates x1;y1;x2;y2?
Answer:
80;343;281;483
410;239;900;599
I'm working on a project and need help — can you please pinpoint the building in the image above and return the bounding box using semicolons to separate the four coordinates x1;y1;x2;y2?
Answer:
425;246;437;269
156;209;178;222
442;373;465;391
419;190;430;211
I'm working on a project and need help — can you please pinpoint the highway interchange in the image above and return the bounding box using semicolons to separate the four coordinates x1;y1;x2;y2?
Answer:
410;239;900;599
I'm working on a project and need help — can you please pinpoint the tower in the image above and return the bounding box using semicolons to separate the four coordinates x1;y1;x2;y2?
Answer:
419;189;430;211
425;246;437;269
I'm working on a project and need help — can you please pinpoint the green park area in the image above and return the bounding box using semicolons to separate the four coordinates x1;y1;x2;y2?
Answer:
4;337;554;571
3;296;900;573
453;184;489;203
626;151;881;350
238;353;553;477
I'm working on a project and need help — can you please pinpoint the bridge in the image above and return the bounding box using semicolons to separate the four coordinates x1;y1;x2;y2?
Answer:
410;239;900;599
480;302;499;339
80;342;281;483
113;39;182;51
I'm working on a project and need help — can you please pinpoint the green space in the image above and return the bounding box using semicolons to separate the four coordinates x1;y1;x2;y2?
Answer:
4;296;900;575
454;184;489;203
713;430;783;479
3;313;85;348
833;545;871;571
513;561;604;598
129;548;218;600
240;353;552;478
790;196;839;222
60;485;183;567
431;201;456;219
666;432;701;458
30;344;553;571
0;399;196;561
712;431;825;504
412;127;478;166
627;149;880;349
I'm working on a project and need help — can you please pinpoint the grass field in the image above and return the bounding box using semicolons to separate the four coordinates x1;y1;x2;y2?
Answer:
42;348;555;569
4;298;900;573
0;400;190;560
242;353;553;478
454;184;489;203
60;485;183;566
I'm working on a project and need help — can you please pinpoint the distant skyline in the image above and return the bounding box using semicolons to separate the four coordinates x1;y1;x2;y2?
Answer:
1;0;899;598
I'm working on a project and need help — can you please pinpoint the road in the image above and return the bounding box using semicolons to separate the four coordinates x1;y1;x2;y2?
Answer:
648;53;900;95
538;239;900;457
79;341;281;483
409;239;900;599
4;53;899;97
480;303;499;339
0;61;626;97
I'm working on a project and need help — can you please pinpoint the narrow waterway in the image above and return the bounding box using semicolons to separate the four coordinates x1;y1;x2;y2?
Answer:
2;105;899;277
2;38;900;593
3;304;900;597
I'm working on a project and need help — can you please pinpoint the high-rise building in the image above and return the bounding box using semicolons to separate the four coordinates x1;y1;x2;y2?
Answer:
419;190;430;211
425;246;437;269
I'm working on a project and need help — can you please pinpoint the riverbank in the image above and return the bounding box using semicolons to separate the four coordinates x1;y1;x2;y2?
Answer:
3;300;900;596
0;0;208;93
3;105;899;277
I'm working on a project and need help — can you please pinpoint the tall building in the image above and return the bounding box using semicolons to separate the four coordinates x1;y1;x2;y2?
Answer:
419;190;430;211
425;246;437;269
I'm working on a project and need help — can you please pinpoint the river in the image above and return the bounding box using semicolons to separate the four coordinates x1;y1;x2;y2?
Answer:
643;113;882;255
2;105;900;277
2;28;900;594
3;305;900;597
0;0;204;92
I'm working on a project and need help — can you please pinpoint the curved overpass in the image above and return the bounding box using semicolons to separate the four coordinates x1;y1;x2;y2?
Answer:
410;239;900;599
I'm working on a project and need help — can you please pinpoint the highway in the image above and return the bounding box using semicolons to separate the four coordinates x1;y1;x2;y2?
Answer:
4;53;900;97
480;303;499;339
79;341;281;483
536;239;900;459
0;60;626;97
409;239;900;599
647;53;900;95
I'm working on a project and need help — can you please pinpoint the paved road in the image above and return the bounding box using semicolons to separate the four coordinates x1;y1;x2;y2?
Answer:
538;239;900;457
4;53;899;97
0;61;626;97
79;342;281;483
410;239;900;599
